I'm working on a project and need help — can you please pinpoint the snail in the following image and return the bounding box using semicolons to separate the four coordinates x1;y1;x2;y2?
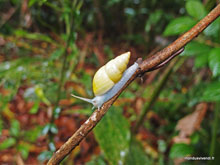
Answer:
71;52;139;109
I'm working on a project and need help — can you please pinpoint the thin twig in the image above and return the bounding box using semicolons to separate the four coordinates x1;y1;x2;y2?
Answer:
47;4;220;165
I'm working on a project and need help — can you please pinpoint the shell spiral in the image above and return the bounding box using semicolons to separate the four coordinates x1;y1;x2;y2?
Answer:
92;52;130;96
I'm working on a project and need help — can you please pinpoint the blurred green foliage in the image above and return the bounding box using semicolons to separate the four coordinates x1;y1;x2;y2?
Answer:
0;0;219;164
94;108;130;165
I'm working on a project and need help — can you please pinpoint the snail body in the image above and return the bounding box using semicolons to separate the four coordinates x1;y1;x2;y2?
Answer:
71;52;138;109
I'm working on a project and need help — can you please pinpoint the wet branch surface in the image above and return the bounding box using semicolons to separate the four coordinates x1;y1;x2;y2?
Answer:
47;4;220;165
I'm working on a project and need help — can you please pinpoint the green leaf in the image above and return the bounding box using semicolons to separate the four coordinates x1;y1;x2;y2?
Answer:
145;10;163;32
17;143;30;159
14;29;54;43
209;48;220;77
182;41;211;68
186;0;206;20
10;119;20;137
23;126;43;142
94;108;131;165
38;151;53;162
169;143;194;158
42;123;58;135
29;101;40;114
158;140;167;153
190;133;200;145
50;124;58;134
163;17;196;36
204;17;220;41
201;81;220;102
182;41;211;57
35;85;51;106
42;124;51;135
49;142;56;152
0;57;48;90
53;107;61;119
11;0;20;5
49;48;65;61
28;0;38;7
195;53;209;68
125;139;150;165
0;138;16;150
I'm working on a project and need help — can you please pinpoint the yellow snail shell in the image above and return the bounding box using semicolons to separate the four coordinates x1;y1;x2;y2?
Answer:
92;52;130;96
71;51;139;109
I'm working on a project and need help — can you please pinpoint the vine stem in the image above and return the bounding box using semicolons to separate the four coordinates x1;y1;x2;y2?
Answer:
47;4;220;165
48;0;75;146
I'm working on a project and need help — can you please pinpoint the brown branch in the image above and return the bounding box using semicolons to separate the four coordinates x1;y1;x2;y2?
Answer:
47;4;220;165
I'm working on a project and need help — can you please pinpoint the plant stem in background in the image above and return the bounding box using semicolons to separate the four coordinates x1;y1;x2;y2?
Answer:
133;57;185;133
209;102;219;160
48;0;76;143
55;6;75;106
